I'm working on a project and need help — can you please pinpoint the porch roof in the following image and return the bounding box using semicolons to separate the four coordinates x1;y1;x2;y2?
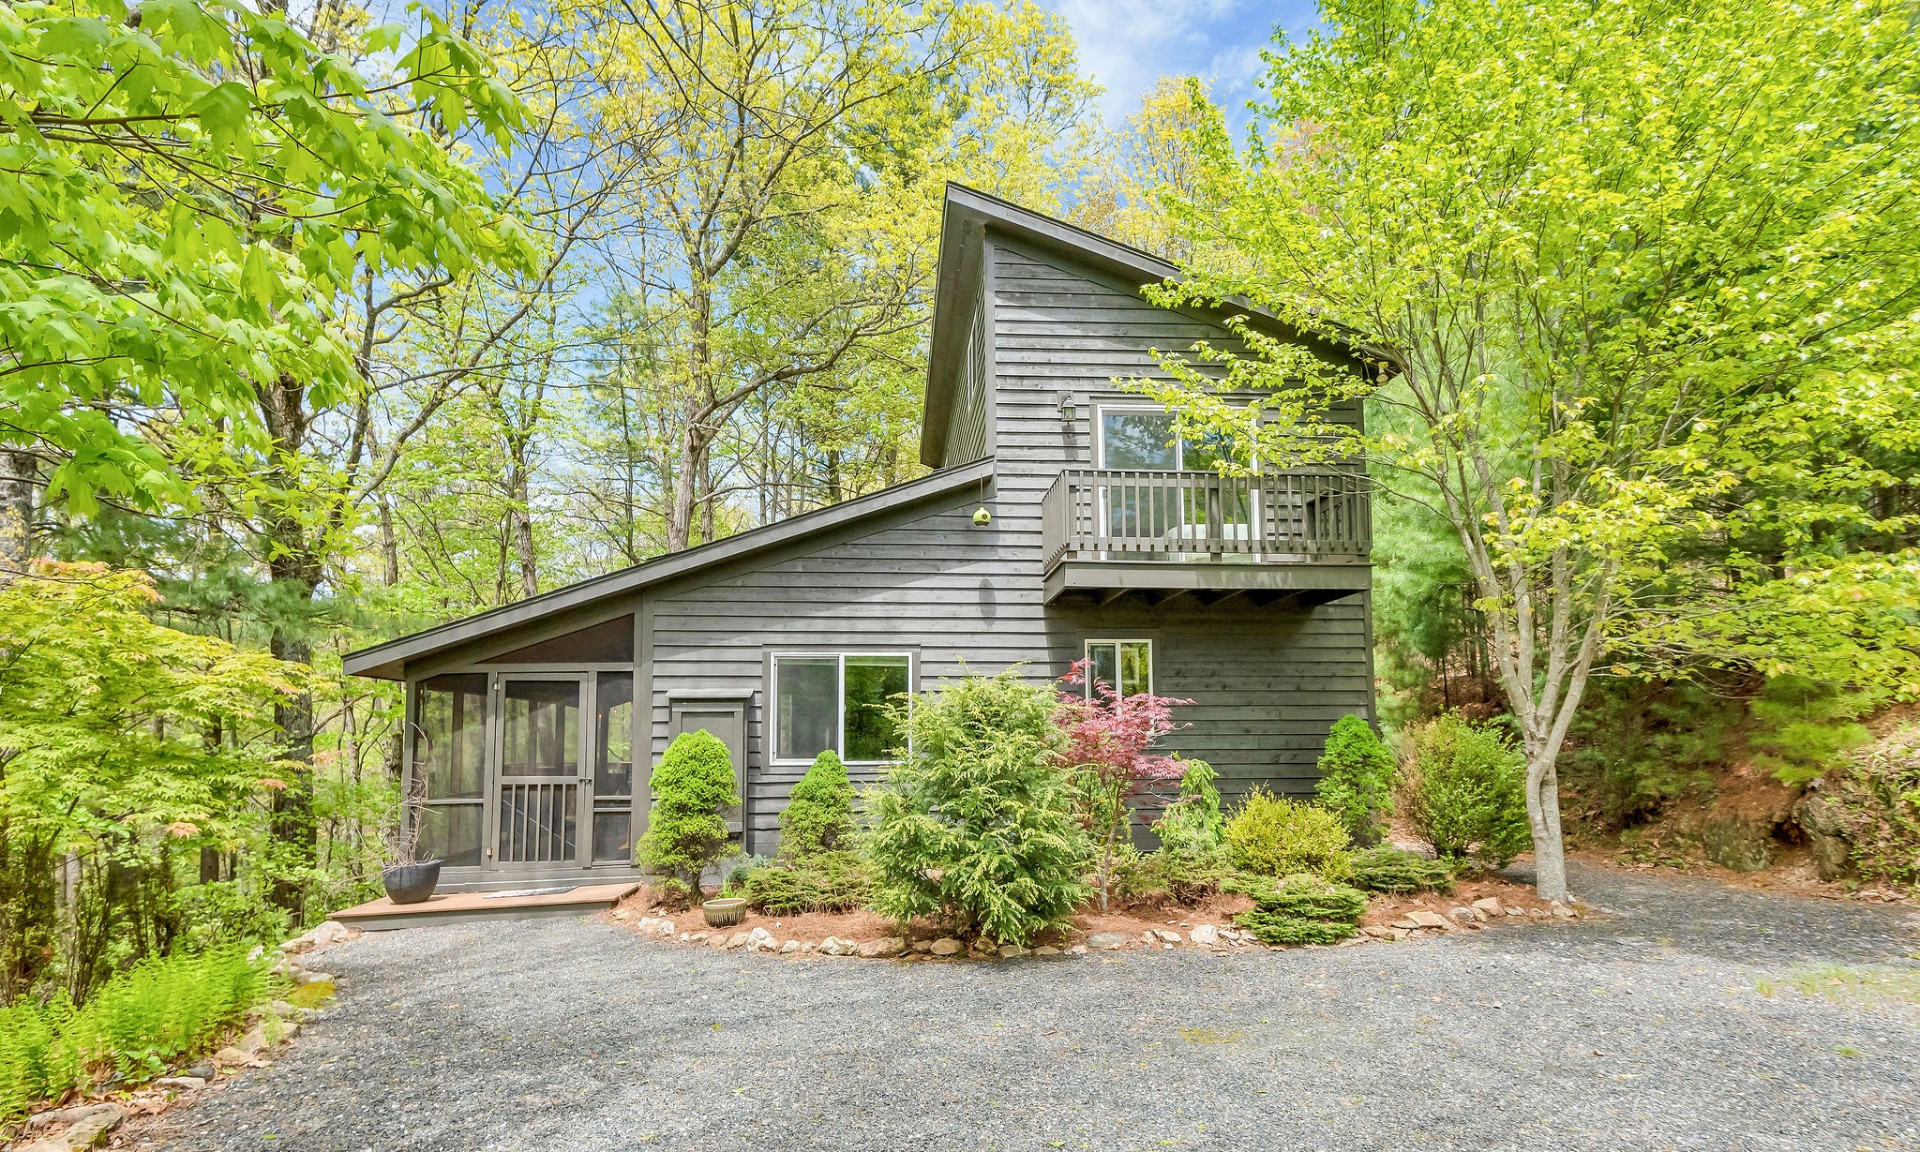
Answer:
342;457;996;681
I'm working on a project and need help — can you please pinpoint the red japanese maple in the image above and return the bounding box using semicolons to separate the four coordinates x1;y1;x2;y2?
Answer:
1055;659;1193;911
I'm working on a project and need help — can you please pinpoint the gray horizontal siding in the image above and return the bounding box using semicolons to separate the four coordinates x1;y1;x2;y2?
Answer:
640;234;1373;853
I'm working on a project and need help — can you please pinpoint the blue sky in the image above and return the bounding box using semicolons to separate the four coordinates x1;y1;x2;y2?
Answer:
1036;0;1324;127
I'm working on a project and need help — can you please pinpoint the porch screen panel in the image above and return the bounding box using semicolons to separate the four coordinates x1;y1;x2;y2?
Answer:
776;657;838;761
412;674;485;867
502;681;579;775
593;673;634;864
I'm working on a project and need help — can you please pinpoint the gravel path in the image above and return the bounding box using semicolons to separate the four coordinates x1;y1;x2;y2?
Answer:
145;864;1920;1152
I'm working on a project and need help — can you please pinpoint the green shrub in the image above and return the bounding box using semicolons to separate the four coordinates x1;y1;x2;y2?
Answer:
1750;676;1873;786
1152;758;1225;853
1563;680;1736;827
0;946;271;1120
637;730;740;902
1110;843;1229;907
1401;714;1532;869
864;669;1091;946
1234;873;1368;946
1348;845;1456;894
780;749;857;860
741;851;872;915
1223;787;1352;879
1314;715;1396;845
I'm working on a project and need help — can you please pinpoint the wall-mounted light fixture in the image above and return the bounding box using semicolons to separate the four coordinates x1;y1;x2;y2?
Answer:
1058;392;1078;425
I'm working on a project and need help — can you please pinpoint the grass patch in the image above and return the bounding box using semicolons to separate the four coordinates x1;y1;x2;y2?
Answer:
1754;965;1920;1008
285;980;336;1010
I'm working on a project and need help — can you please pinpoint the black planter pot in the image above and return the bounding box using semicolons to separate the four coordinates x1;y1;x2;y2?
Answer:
381;860;442;905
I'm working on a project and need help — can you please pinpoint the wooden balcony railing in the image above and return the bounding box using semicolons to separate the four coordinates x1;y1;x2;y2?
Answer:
1041;468;1371;572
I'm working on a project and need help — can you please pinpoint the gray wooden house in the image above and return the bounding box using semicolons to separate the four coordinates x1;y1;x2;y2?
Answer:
344;185;1376;892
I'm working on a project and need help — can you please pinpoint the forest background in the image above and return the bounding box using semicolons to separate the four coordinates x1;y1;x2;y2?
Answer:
3;0;1917;1004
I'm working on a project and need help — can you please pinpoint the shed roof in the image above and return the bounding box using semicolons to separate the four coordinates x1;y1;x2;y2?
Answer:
919;184;1373;467
342;457;996;680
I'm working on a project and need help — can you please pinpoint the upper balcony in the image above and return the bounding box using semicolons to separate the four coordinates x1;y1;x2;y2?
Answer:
1039;468;1372;606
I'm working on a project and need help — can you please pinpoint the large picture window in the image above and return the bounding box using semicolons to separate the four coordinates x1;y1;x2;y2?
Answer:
1085;639;1153;699
772;653;912;763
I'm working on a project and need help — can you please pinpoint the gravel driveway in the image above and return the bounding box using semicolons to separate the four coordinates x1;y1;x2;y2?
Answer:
144;864;1920;1152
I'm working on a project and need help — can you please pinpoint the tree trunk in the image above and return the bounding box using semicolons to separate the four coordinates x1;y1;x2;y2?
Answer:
1524;751;1570;903
508;455;538;599
266;534;321;925
0;450;36;572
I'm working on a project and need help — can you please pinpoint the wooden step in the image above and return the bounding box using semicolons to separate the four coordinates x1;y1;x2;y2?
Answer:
332;881;639;931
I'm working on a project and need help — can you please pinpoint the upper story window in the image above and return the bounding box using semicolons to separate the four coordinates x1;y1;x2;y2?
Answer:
1085;639;1152;698
772;652;912;764
1096;405;1236;472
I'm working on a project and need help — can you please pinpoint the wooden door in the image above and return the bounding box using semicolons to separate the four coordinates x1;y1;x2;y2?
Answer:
490;674;590;868
669;698;748;837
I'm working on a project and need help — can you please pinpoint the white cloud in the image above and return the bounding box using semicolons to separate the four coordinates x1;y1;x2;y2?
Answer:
1043;0;1311;125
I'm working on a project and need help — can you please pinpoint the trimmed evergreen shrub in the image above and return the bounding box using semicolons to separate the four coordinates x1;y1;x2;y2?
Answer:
779;749;857;860
741;851;871;916
1223;787;1353;879
1401;715;1531;869
637;730;740;901
865;669;1091;946
1109;842;1229;907
1234;873;1368;946
1348;845;1457;894
1314;715;1396;845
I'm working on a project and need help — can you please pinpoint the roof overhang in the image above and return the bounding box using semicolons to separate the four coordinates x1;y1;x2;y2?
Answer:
920;183;1376;468
343;457;997;681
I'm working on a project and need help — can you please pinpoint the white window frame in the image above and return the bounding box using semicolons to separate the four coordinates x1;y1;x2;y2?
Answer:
1083;639;1154;699
769;651;914;766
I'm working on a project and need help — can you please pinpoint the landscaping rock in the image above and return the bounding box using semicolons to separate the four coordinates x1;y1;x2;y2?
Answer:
17;1104;125;1152
911;940;933;953
1149;929;1182;944
857;936;907;958
1449;907;1478;923
929;938;963;956
1360;924;1406;941
212;1046;263;1069
1085;932;1128;950
970;938;996;957
1550;902;1577;920
746;927;777;952
704;932;728;949
724;931;752;951
186;1062;215;1081
1470;897;1505;918
1702;814;1775;872
820;936;857;956
1796;791;1857;881
997;944;1029;959
611;908;631;921
1395;910;1450;930
780;940;800;955
26;1104;120;1131
1189;924;1219;946
295;969;333;985
1064;944;1088;955
154;1076;208;1091
1033;945;1061;957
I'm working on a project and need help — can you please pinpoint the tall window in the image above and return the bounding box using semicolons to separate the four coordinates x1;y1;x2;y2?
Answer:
1085;640;1152;699
1096;405;1249;539
772;653;911;763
